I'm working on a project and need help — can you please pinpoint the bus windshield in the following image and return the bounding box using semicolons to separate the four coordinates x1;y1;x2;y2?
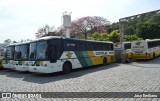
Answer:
14;46;20;60
29;41;47;60
36;41;47;60
20;44;28;59
3;48;7;59
6;46;14;60
29;43;36;60
124;43;131;50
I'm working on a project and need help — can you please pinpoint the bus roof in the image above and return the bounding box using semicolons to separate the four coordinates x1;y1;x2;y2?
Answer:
132;39;160;43
14;41;30;46
145;39;160;42
30;36;113;43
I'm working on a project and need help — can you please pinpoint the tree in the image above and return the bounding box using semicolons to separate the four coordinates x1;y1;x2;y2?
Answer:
13;41;17;43
35;24;55;38
124;34;143;41
108;30;120;43
4;39;12;45
58;16;110;39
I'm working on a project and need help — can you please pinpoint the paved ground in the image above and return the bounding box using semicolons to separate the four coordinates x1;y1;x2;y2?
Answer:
0;57;160;101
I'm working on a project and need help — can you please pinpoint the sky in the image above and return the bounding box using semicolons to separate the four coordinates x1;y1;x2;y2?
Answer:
0;0;160;43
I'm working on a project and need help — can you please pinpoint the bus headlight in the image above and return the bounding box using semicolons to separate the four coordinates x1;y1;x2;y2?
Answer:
41;64;47;67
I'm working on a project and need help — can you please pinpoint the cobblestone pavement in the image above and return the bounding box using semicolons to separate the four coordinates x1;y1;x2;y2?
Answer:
0;57;160;101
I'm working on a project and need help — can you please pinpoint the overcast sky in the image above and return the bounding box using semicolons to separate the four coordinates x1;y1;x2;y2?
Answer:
0;0;160;43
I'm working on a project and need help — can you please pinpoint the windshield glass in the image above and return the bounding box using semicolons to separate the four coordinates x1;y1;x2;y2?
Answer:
3;48;7;59
29;43;36;60
124;43;131;50
6;46;14;59
14;46;20;60
36;41;47;60
20;44;28;59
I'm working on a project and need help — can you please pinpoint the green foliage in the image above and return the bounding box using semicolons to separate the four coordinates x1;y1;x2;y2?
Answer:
108;30;120;42
124;34;143;41
89;30;120;42
123;11;160;39
90;32;109;41
136;15;160;39
89;30;142;42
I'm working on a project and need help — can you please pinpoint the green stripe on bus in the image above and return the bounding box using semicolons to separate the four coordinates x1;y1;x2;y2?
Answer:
81;51;93;66
74;51;93;67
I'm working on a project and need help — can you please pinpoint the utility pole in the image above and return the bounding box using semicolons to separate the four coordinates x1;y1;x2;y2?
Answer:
119;19;125;63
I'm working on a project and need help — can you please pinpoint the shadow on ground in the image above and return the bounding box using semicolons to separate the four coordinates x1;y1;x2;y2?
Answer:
0;63;119;84
126;56;160;68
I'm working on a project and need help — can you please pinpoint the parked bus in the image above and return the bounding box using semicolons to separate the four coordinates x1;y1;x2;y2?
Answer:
131;39;160;59
114;42;132;60
28;36;115;74
2;44;15;69
13;42;30;71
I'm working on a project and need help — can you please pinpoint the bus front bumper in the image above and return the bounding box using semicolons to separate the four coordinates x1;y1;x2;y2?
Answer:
28;66;61;73
14;65;29;72
2;64;14;69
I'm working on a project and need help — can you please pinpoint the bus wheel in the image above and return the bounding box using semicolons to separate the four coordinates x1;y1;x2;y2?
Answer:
153;53;155;58
63;62;72;74
103;58;108;66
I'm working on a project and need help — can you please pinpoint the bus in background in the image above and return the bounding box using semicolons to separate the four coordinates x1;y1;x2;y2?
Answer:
114;42;132;61
13;42;30;71
2;44;15;69
0;44;5;69
28;36;115;74
131;39;160;60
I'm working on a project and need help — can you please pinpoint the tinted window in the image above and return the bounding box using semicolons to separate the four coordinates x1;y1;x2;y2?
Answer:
3;48;7;59
36;41;48;60
124;43;131;50
20;44;28;59
76;41;86;51
86;43;94;50
6;46;14;59
29;43;36;60
64;40;76;51
14;46;20;60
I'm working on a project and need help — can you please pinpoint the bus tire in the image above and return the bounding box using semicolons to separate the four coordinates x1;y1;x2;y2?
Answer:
103;58;108;66
63;62;72;74
153;53;155;58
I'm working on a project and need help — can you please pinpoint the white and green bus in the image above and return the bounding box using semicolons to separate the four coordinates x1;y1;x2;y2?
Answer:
131;39;160;59
13;42;30;71
2;44;15;69
28;36;115;74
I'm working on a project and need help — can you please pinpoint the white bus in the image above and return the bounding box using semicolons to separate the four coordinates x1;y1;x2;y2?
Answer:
13;42;30;71
131;39;160;59
2;44;15;69
28;36;115;74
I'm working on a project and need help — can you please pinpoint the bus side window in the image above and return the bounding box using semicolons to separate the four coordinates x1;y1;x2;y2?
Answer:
76;41;86;51
86;43;94;51
49;45;57;63
111;44;113;50
108;44;111;50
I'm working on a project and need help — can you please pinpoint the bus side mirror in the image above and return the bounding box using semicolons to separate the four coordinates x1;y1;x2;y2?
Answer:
50;59;57;63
